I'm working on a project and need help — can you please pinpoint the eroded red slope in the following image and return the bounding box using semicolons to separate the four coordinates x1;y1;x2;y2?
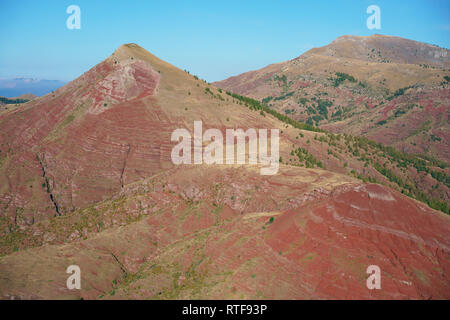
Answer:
0;166;448;299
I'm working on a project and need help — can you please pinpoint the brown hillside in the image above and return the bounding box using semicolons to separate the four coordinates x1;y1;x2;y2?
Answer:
214;35;450;162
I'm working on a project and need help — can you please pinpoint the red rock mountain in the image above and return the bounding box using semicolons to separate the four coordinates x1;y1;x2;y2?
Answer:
214;35;450;162
0;43;449;299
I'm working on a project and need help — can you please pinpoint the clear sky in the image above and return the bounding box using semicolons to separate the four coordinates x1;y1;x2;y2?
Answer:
1;0;449;82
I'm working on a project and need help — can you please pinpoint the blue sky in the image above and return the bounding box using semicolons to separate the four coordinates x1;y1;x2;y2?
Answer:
0;0;449;82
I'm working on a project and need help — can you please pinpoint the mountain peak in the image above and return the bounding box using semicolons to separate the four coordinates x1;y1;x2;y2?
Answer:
114;43;145;54
110;43;149;61
334;34;392;41
302;34;450;68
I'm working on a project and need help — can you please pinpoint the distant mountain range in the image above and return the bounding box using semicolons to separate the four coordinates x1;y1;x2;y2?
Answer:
0;78;66;97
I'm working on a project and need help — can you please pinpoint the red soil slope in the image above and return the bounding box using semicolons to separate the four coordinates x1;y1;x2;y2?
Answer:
0;44;288;228
0;166;448;299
